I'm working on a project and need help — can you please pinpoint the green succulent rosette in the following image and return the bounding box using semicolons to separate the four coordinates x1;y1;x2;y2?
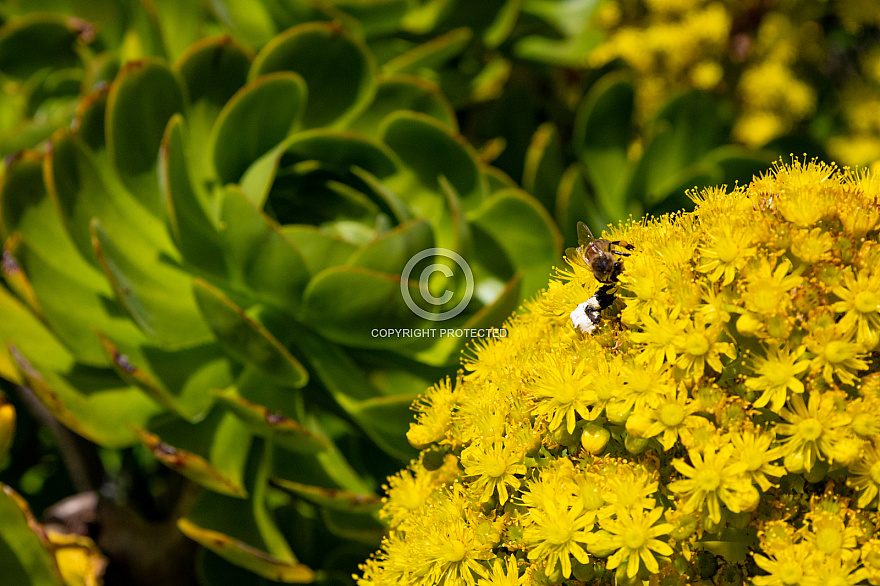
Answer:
0;20;560;582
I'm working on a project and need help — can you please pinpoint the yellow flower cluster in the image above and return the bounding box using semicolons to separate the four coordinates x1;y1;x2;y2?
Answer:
358;160;880;586
588;0;880;167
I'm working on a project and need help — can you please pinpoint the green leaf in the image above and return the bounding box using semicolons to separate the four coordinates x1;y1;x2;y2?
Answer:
8;345;161;448
271;415;376;494
332;0;409;37
347;218;434;275
411;272;522;367
180;442;315;582
151;0;213;59
213;390;329;454
625;91;735;208
350;167;412;224
468;189;561;298
573;73;633;221
176;36;253;107
159;114;227;276
0;13;83;79
211;0;277;48
523;122;565;212
271;479;380;513
382;111;484;210
96;332;233;422
349;74;457;135
46;131;170;263
90;219;215;348
192;279;309;388
279;225;357;276
383;27;472;75
334;393;420;462
289;328;418;461
74;86;110;151
278;129;398;180
106;59;185;180
555;164;605;248
175;36;253;184
484;0;522;47
216;185;310;311
298;266;431;349
401;0;456;33
136;406;252;497
250;22;376;128
0;484;64;586
1;152;146;366
211;73;307;186
321;508;384;544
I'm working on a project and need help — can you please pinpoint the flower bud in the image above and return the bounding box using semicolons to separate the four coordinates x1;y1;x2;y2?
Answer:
625;411;652;438
580;423;610;454
587;530;616;557
784;450;806;474
624;435;649;454
735;313;761;337
605;401;631;424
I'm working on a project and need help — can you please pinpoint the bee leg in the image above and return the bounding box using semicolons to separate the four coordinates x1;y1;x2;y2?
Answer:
571;284;617;334
610;240;635;251
594;284;617;310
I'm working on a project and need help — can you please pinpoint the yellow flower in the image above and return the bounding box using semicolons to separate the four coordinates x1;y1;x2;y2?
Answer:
776;392;855;472
862;539;880;585
626;385;703;451
803;509;860;560
752;542;820;586
698;222;756;285
618;359;674;412
628;305;685;369
522;492;596;578
600;462;659;512
806;326;870;386
741;257;803;317
729;427;785;491
673;318;736;375
461;439;526;505
745;343;810;411
847;396;880;439
669;444;753;523
791;227;834;263
532;352;595;434
420;514;492;586
833;266;880;349
380;455;456;529
848;440;880;508
601;506;674;578
408;377;457;449
476;555;522;586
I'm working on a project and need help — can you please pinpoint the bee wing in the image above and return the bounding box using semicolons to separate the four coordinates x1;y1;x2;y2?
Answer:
565;246;589;268
577;221;596;248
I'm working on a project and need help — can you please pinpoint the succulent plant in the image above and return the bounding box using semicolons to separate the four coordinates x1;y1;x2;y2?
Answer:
0;18;560;584
359;160;880;585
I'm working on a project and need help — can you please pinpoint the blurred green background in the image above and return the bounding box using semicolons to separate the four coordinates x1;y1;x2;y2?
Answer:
0;0;876;584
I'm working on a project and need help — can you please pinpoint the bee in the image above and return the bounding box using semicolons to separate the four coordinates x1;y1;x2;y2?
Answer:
567;222;634;335
566;221;633;283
